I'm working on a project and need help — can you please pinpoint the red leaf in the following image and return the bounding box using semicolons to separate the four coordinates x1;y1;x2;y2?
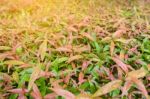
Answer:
8;88;28;94
113;29;124;38
31;84;42;99
56;47;72;52
44;93;57;99
122;80;133;96
78;72;86;84
64;73;75;84
132;78;148;98
8;88;28;99
112;57;129;73
50;88;75;99
102;66;115;80
80;33;94;41
81;61;90;71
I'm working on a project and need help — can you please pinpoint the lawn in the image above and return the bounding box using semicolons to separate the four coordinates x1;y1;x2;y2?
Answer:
0;0;150;99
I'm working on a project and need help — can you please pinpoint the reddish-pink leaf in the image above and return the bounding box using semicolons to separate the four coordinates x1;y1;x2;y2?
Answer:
18;94;26;99
51;80;63;88
80;33;94;41
38;71;54;78
8;88;28;94
102;66;115;80
31;84;42;99
147;76;150;81
78;72;86;84
67;55;83;63
50;88;75;99
132;78;148;98
8;88;28;99
112;57;129;73
56;47;72;52
122;80;133;96
64;73;75;84
44;93;57;99
130;46;138;52
81;61;90;71
113;29;124;38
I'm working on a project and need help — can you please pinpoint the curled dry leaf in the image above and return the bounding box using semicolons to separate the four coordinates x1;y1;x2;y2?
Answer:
28;66;41;91
50;88;75;99
67;55;83;63
92;80;122;97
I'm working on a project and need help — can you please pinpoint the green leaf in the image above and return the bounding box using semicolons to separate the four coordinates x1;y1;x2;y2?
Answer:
0;46;11;51
4;60;25;65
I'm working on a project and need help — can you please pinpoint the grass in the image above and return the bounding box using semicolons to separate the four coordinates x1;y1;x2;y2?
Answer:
0;0;150;99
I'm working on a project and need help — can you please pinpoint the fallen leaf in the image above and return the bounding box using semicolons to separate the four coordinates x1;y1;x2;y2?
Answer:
92;80;122;97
